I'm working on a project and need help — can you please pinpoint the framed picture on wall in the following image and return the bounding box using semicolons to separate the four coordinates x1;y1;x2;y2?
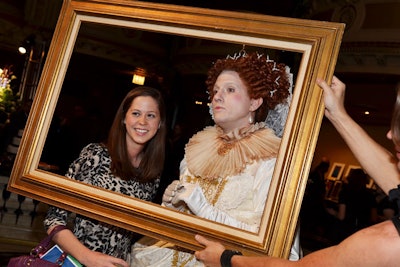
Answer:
328;162;346;180
343;165;362;183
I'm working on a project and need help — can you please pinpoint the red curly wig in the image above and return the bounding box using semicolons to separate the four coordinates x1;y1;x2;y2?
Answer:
206;52;291;122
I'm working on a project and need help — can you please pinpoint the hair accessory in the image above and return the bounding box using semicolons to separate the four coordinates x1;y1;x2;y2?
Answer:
226;50;247;60
265;65;293;137
274;76;280;85
208;48;293;136
266;55;274;62
209;104;214;120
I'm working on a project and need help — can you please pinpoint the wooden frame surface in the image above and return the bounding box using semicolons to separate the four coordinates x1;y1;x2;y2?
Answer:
7;0;344;258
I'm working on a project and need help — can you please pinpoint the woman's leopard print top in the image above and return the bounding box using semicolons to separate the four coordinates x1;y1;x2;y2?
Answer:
44;143;160;260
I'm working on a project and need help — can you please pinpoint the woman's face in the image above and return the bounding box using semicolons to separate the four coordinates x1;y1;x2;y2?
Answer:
387;130;400;171
211;70;259;133
124;96;160;148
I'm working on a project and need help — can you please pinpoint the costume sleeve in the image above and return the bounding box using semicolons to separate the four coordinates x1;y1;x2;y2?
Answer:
43;206;69;230
177;158;276;232
173;182;258;232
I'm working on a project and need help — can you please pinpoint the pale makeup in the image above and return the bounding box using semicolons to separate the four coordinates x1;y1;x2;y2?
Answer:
211;70;260;133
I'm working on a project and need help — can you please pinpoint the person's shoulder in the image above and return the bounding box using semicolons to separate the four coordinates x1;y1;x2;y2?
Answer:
80;143;108;156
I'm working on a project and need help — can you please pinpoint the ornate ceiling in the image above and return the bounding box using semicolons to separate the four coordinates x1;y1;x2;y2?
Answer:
0;0;399;125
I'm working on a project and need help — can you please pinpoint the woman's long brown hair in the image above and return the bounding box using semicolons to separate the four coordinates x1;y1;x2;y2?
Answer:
107;86;166;183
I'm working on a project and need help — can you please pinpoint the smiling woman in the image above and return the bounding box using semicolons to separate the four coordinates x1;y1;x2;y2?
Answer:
43;85;167;265
7;0;344;258
124;95;161;165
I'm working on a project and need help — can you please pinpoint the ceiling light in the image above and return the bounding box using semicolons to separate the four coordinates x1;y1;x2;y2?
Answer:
132;68;146;85
132;74;145;85
18;47;27;54
18;34;36;55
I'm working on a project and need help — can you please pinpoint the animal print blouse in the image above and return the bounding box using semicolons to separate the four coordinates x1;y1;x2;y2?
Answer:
44;143;160;260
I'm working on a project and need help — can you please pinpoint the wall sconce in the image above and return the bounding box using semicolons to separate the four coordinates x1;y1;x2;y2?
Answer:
18;34;36;55
132;73;145;85
18;46;27;55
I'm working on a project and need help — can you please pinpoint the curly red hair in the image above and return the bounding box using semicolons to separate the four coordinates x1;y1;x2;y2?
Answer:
206;52;290;122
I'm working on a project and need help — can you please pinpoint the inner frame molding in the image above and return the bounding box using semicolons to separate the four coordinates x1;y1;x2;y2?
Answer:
8;0;344;258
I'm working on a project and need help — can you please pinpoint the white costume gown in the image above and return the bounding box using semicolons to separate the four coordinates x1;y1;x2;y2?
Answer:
131;123;302;266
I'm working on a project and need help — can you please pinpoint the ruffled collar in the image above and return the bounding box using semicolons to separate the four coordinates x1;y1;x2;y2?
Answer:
185;122;281;180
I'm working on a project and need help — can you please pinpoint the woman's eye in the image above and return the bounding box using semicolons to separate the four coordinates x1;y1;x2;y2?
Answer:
147;113;156;119
132;111;140;117
227;87;235;93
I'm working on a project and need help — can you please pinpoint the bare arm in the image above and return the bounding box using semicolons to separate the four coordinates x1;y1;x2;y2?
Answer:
317;77;400;194
195;221;400;267
47;226;128;267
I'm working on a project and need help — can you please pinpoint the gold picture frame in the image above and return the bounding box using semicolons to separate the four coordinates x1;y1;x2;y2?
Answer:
328;162;346;180
343;165;373;188
7;0;344;258
343;165;362;182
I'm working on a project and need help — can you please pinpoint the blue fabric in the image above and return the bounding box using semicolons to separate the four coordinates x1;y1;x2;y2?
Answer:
41;245;82;267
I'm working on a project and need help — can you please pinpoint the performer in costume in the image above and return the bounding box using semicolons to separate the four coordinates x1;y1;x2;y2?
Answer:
194;76;400;267
131;51;302;266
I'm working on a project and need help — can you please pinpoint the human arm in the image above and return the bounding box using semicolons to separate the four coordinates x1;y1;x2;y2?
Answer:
195;220;400;267
194;234;301;267
43;144;129;267
47;225;128;267
317;76;400;194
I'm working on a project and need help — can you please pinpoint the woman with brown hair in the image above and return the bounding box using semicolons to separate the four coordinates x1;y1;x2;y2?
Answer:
44;86;167;267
